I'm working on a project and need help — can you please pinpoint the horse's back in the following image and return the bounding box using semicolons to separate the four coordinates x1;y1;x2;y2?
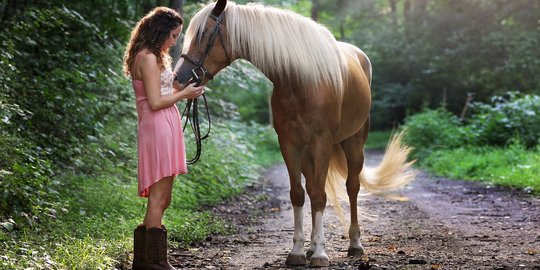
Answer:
338;42;372;86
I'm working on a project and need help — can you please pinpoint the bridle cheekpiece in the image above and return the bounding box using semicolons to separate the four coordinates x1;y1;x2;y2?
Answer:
180;13;230;86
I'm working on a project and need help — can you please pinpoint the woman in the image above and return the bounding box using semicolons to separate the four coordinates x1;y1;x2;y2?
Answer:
123;7;204;269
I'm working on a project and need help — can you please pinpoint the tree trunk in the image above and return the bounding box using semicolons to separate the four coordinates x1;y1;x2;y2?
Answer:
389;0;397;13
337;0;346;40
2;0;19;21
389;0;397;25
170;0;184;66
404;0;411;21
414;0;428;15
142;0;153;14
311;0;321;21
0;0;7;22
169;0;183;13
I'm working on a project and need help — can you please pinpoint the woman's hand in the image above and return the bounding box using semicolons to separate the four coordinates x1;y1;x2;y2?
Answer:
173;80;183;93
180;83;205;99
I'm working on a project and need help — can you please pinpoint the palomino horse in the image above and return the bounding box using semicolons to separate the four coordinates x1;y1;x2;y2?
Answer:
176;0;415;267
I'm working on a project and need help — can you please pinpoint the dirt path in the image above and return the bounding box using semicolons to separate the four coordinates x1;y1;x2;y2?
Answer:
170;151;540;270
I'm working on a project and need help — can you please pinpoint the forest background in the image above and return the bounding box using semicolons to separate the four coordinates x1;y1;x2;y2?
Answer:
0;0;539;268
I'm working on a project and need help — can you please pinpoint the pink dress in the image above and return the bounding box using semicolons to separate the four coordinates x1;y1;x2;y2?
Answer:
132;63;187;198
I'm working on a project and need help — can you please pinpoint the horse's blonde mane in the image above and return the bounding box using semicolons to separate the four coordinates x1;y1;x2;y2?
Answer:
183;2;347;92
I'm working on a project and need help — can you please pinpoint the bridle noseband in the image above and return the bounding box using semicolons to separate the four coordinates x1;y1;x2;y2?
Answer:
180;13;230;86
179;12;230;164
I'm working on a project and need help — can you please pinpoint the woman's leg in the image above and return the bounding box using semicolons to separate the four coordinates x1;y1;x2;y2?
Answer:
143;176;174;228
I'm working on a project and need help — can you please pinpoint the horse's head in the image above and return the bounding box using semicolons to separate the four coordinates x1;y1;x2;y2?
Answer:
176;0;232;86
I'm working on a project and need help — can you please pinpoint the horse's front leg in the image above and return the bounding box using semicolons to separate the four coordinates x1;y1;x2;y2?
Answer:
304;141;332;267
279;137;307;266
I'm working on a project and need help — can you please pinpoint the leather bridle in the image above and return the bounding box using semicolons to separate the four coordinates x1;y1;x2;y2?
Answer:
179;12;230;164
180;13;230;86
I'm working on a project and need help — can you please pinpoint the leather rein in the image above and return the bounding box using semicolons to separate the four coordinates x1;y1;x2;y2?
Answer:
179;13;230;164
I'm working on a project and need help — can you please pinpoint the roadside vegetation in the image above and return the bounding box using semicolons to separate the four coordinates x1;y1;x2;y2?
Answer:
401;93;540;193
0;4;281;269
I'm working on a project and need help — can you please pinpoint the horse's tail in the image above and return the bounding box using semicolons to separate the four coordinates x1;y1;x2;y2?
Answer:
325;131;416;225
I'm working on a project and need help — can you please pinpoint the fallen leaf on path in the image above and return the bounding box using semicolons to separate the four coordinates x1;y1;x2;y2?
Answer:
383;195;410;202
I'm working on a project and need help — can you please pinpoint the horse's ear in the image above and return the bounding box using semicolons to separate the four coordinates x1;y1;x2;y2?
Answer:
211;0;227;17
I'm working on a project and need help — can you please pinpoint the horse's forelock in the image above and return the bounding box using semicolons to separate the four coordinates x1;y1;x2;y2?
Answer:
182;3;214;53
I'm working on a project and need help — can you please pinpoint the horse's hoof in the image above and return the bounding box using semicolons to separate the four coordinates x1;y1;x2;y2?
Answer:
285;253;306;266
306;250;314;260
309;257;330;267
347;247;365;257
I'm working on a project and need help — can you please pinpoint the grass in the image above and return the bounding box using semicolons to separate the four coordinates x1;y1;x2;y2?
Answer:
421;143;540;193
0;117;280;269
365;130;393;150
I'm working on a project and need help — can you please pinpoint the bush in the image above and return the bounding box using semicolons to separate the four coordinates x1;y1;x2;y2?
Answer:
207;60;273;124
401;108;465;158
0;7;133;222
1;7;132;163
467;92;540;148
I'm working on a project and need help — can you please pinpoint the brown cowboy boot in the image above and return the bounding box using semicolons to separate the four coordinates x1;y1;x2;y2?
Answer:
132;224;147;270
146;226;175;270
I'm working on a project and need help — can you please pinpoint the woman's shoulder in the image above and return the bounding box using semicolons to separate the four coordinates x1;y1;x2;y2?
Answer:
132;50;161;80
137;50;158;65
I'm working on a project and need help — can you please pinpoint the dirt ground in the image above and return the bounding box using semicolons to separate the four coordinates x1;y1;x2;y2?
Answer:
168;151;540;270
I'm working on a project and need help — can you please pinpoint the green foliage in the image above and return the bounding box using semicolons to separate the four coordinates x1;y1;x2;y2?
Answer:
467;92;540;148
0;7;133;222
2;7;132;161
0;116;273;269
401;108;465;159
207;60;273;124
301;0;540;129
403;94;540;153
178;121;262;206
401;96;540;193
364;130;393;150
422;143;540;193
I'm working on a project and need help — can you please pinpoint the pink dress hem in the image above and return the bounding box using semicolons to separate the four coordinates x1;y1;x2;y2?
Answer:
138;169;188;198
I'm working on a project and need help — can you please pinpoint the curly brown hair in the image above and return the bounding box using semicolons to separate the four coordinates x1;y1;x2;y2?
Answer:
123;7;183;76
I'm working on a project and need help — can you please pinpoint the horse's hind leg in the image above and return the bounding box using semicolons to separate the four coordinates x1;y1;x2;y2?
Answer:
279;138;307;266
340;122;369;257
303;140;333;267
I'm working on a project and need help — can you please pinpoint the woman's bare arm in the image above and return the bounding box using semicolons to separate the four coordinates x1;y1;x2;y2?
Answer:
139;53;204;111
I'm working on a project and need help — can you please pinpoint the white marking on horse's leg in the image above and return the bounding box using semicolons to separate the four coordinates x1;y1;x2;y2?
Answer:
286;206;307;265
307;211;329;262
349;223;363;250
291;206;305;255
